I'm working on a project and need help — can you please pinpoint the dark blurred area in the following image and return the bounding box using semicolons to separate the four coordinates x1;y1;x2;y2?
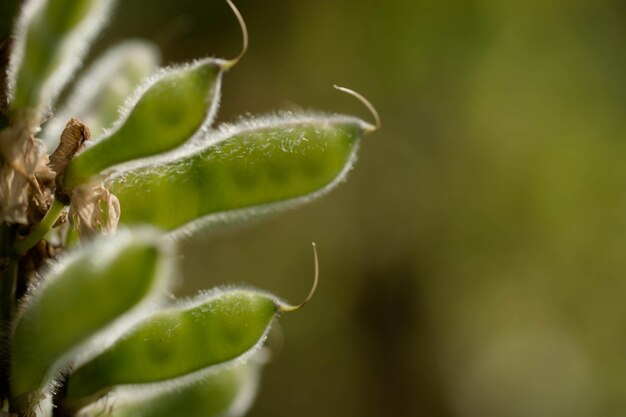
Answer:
90;0;626;416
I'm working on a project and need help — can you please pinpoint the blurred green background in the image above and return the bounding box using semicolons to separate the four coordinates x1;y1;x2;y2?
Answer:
90;0;626;416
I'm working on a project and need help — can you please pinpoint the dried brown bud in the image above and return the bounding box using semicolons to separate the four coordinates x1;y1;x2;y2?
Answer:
49;118;91;175
50;119;90;204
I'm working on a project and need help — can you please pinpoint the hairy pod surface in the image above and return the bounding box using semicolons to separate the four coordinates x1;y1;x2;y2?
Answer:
10;228;172;405
107;114;366;233
42;40;161;150
77;359;261;417
63;59;223;189
65;289;279;404
9;0;115;122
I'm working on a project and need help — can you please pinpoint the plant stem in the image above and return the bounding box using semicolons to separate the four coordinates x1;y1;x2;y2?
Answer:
11;199;65;256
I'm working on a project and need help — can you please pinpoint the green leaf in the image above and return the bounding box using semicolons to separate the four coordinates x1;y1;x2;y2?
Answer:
65;289;280;405
77;358;262;417
9;0;115;123
107;114;368;235
10;228;172;409
42;40;161;151
63;59;223;189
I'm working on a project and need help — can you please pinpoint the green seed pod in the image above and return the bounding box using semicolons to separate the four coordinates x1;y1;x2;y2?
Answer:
66;243;318;408
42;40;161;151
8;0;115;123
77;358;262;417
64;289;281;405
62;58;225;190
10;228;172;411
106;113;371;235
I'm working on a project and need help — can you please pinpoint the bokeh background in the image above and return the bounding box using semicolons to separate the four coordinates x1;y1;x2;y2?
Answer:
87;1;626;416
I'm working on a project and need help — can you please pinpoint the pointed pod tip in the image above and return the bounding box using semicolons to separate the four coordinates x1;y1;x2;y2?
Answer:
219;0;249;70
333;84;381;133
277;242;319;313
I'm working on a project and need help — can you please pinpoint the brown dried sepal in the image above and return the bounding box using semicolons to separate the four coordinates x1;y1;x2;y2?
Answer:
0;124;46;224
69;182;120;238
